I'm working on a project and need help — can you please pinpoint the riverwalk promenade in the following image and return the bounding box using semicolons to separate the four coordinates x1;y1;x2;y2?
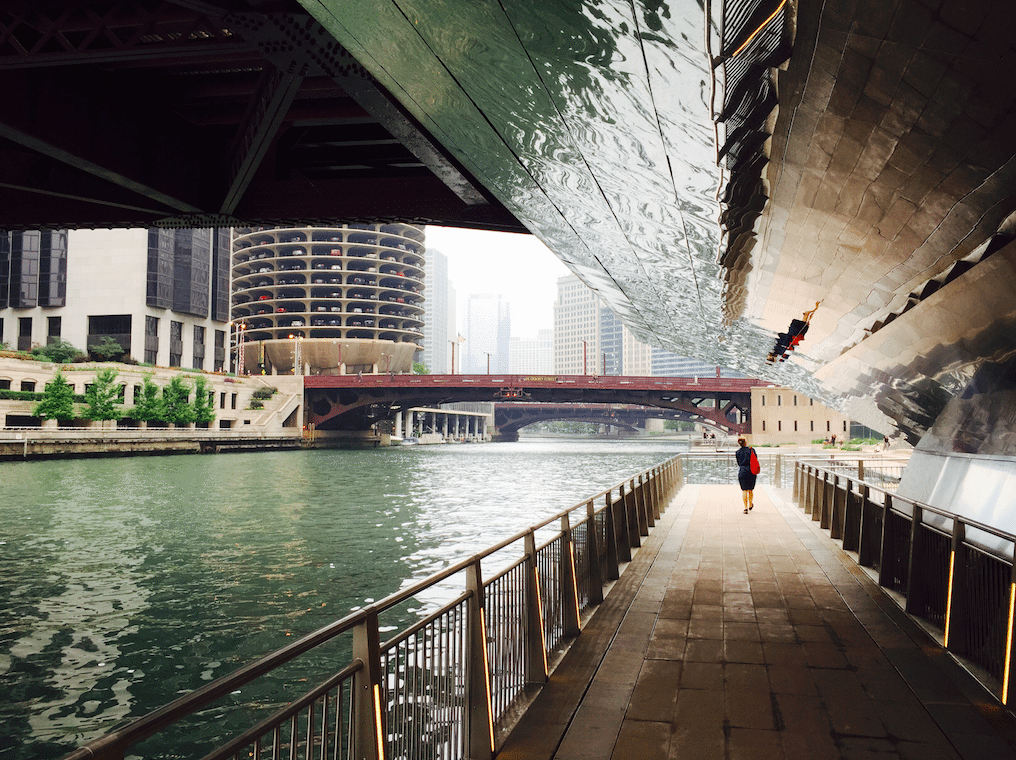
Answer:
498;483;1016;760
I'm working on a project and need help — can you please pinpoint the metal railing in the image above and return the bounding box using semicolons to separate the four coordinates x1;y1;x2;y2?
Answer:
794;460;1016;703
62;456;684;760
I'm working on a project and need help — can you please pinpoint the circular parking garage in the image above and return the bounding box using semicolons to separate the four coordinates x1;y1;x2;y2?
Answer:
232;224;425;375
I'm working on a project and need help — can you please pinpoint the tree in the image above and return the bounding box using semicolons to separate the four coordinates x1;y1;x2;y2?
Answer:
412;362;430;375
90;336;124;361
130;374;162;422
82;367;122;421
33;372;77;421
31;339;85;364
192;376;216;425
160;375;196;425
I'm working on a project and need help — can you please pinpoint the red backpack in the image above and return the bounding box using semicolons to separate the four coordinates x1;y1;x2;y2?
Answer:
749;448;760;475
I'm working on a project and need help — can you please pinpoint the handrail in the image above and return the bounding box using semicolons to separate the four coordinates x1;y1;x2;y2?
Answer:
800;460;1016;546
60;454;684;760
793;457;1016;705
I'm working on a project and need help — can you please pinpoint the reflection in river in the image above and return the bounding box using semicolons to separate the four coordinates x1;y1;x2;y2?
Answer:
1;439;688;759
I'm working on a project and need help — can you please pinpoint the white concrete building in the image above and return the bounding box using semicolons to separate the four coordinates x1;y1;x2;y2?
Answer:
509;329;553;374
0;228;230;370
420;248;455;373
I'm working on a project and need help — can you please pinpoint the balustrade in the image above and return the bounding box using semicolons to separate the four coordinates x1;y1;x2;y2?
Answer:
62;457;682;760
793;461;1016;705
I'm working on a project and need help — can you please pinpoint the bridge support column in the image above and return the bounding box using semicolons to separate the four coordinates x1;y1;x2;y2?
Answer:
394;410;403;439
442;415;448;439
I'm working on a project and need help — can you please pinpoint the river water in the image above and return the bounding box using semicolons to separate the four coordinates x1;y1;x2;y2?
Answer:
1;438;709;759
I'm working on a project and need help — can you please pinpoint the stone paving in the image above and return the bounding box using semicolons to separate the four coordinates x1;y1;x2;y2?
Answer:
497;484;1016;760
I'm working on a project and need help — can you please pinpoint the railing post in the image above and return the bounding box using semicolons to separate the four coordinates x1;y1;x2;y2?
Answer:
524;530;548;685
352;613;387;760
793;462;800;502
465;560;495;760
830;475;844;540
621;482;641;549
857;484;873;565
858;459;865;482
944;521;968;654
612;487;631;565
647;469;661;521
905;506;924;615
655;465;665;515
586;500;604;604
819;472;831;527
774;454;782;488
637;475;653;531
877;493;893;587
560;516;581;638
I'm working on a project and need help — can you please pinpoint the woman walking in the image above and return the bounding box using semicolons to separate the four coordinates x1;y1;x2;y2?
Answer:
735;437;758;513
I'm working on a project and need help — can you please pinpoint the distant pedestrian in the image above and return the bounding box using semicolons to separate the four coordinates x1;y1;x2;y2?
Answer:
735;437;759;513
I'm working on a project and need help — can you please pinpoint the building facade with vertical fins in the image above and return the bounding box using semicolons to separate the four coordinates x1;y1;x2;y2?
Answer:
0;228;229;371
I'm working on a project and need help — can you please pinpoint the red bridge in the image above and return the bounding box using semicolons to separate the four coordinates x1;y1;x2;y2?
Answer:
303;374;770;435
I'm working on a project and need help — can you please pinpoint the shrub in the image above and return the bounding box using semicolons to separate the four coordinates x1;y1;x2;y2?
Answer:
89;336;124;361
251;386;278;399
32;339;86;364
248;399;264;409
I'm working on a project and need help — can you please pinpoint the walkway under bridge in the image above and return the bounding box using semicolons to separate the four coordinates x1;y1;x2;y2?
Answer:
63;456;1016;760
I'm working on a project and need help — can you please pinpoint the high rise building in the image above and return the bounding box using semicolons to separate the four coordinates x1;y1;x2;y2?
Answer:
420;248;455;373
556;274;743;377
462;293;510;374
553;275;621;374
0;228;229;369
231;224;426;375
509;329;553;374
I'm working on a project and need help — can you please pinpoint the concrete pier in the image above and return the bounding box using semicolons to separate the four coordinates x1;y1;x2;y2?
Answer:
498;484;1016;760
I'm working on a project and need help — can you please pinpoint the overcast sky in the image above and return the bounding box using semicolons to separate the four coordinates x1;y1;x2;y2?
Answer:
424;226;571;338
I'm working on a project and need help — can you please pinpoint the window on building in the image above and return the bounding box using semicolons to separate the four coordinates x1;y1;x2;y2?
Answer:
220;391;226;409
827;420;831;431
170;321;183;340
810;420;814;431
843;420;848;432
0;379;10;390
793;395;797;406
777;395;781;406
146;316;159;335
192;325;205;370
169;320;183;367
18;317;32;352
21;380;35;392
231;393;237;410
778;420;782;431
794;421;798;431
761;396;765;406
762;420;766;431
47;316;61;342
810;398;814;405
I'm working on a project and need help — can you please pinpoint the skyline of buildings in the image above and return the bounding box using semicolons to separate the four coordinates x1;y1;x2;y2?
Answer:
420;248;455;373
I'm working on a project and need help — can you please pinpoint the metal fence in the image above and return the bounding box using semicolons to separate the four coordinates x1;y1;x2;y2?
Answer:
794;461;1016;702
61;456;684;760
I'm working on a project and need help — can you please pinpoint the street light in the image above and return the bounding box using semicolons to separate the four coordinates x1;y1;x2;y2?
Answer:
236;322;247;375
484;351;492;374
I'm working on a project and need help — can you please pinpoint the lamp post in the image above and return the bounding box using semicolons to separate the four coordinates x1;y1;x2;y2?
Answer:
236;322;247;375
484;352;492;374
582;340;588;375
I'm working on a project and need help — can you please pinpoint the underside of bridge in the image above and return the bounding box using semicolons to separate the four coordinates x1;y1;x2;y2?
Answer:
3;1;1015;523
